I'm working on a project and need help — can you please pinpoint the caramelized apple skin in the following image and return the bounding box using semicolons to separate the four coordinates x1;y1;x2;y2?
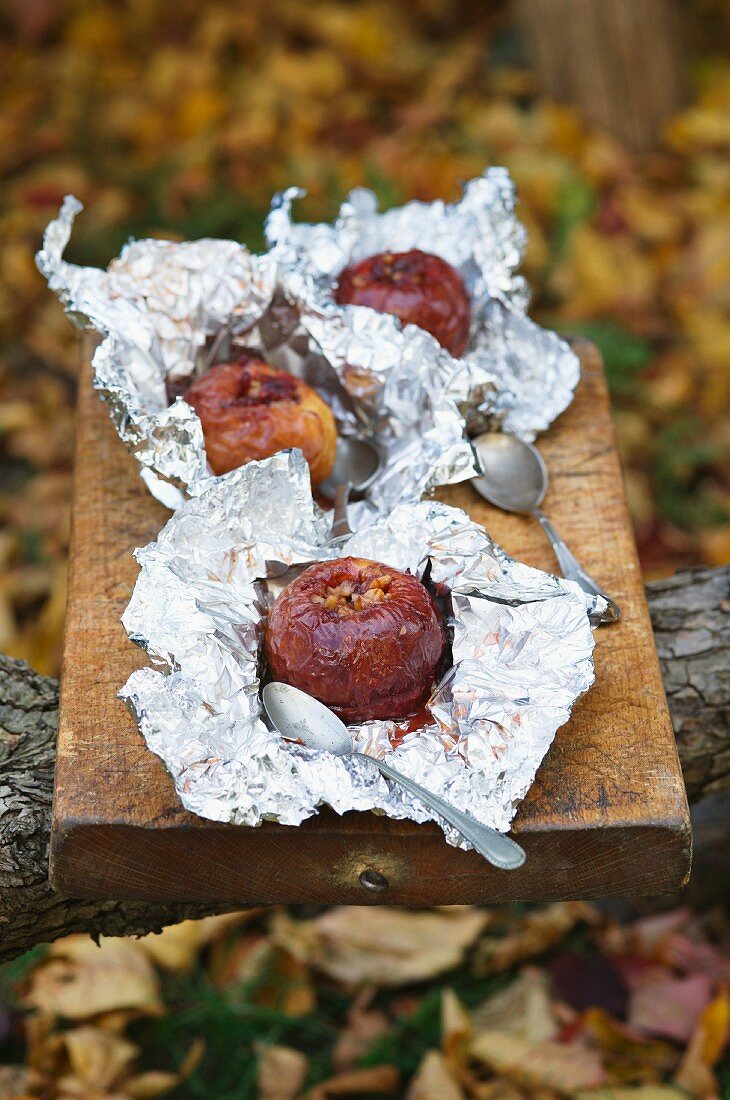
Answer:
183;356;337;486
265;557;445;723
335;249;470;357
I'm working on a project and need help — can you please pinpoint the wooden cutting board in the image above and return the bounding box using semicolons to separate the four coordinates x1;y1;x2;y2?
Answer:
50;337;691;904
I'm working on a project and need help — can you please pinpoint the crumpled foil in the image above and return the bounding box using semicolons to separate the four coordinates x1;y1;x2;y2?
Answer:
120;450;600;843
265;167;580;440
37;196;476;515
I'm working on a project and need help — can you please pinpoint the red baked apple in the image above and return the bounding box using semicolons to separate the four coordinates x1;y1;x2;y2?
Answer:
183;355;337;486
265;556;445;723
335;249;470;356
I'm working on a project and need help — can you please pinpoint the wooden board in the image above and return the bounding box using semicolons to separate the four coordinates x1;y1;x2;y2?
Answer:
50;338;691;904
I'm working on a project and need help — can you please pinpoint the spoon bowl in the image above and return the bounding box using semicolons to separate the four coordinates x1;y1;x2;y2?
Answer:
470;431;620;624
262;682;526;871
472;432;547;513
319;436;382;499
263;681;350;754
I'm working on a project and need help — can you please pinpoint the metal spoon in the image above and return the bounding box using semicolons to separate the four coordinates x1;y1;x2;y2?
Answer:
263;682;527;871
318;436;381;501
471;432;620;624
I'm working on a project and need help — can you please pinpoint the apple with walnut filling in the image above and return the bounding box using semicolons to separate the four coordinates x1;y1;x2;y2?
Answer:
265;556;446;723
184;355;337;487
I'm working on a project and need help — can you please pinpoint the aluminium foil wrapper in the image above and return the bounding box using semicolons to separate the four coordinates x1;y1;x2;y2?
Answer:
37;196;476;515
120;450;601;843
265;166;580;440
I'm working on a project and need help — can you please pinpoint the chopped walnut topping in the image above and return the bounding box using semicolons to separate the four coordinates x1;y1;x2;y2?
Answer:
314;571;393;613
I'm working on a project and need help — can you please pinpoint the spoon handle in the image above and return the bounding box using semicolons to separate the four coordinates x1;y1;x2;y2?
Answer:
356;753;526;871
330;483;352;540
533;509;621;624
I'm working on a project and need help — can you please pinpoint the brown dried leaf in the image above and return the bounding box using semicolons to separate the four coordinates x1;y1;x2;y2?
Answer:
578;1008;679;1085
21;935;163;1020
472;967;558;1043
306;1064;400;1098
137;913;253;972
125;1038;205;1099
256;1042;308;1100
0;1064;43;1099
125;1071;186;1098
332;989;391;1071
208;929;315;1017
406;1050;465;1100
441;987;472;1065
470;1029;607;1095
467;1080;527;1100
574;1089;687;1100
275;907;488;987
63;1026;138;1089
474;903;598;974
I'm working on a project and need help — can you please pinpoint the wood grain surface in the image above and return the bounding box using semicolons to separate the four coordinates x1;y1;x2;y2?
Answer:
50;338;691;904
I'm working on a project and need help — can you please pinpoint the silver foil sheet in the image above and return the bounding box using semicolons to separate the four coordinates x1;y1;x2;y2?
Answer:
37;197;476;515
120;451;600;842
265;167;580;440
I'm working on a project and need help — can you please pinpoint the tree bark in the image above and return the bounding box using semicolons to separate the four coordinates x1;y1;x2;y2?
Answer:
513;0;690;152
0;566;727;964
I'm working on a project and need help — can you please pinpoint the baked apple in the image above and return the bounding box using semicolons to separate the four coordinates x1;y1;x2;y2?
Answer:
335;249;470;356
265;556;445;723
183;355;337;487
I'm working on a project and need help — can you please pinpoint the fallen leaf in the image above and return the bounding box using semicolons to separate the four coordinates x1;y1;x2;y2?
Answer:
466;1081;527;1100
472;967;558;1043
613;957;671;993
63;1026;138;1089
574;1088;687;1100
0;1064;43;1098
550;951;628;1017
256;1042;308;1100
125;1070;190;1098
629;972;714;1043
331;989;390;1071
136;913;251;972
210;932;315;1016
275;908;488;986
474;903;598;974
207;931;269;987
470;1029;607;1095
674;987;730;1098
256;948;317;1017
125;1037;205;1099
601;910;691;958
307;1064;399;1097
406;1050;464;1100
660;935;730;982
21;936;163;1019
441;987;472;1064
578;1008;679;1084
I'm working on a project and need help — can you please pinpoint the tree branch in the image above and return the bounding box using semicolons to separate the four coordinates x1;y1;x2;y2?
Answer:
647;566;730;801
0;566;727;963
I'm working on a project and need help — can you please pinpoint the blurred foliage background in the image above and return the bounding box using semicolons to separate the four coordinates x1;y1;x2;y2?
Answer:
1;0;729;676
